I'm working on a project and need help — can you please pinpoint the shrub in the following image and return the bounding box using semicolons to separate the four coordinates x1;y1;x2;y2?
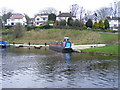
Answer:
93;22;99;29
67;17;74;26
99;20;105;29
12;24;25;38
60;20;66;26
104;19;109;29
86;19;93;28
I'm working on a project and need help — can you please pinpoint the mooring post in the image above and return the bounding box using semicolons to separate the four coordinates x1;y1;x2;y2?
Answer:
28;42;30;49
29;42;30;46
13;42;15;46
45;43;47;46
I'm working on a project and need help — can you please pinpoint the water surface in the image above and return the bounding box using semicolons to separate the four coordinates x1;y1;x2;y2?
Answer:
1;47;118;88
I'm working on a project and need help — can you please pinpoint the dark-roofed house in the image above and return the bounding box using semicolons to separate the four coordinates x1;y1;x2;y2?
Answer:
56;11;76;21
6;13;27;26
106;17;120;30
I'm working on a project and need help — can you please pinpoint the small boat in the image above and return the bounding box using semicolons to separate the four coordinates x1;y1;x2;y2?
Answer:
49;37;73;53
34;46;42;49
0;41;10;48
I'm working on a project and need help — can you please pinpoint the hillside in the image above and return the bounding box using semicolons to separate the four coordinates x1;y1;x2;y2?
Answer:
2;29;119;44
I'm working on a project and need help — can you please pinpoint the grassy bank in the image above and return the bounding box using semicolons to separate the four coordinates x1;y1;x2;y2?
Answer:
2;29;119;44
81;45;119;55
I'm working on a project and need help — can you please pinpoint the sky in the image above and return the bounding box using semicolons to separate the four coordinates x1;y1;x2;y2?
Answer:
0;0;119;18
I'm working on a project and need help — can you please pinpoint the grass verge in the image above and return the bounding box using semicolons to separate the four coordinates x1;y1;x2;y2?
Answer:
81;45;119;55
2;29;119;45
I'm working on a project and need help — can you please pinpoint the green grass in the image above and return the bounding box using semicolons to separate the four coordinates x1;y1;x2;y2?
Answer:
99;33;119;44
2;29;119;45
81;45;119;55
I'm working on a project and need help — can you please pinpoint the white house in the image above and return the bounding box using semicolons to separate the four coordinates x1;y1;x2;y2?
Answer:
83;13;98;24
6;13;27;26
56;11;76;22
34;14;48;26
106;17;120;30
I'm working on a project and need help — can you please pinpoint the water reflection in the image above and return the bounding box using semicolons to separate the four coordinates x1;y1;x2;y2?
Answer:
1;47;118;88
64;53;71;63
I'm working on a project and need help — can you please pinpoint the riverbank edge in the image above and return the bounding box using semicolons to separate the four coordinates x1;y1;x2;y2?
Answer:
8;43;119;56
79;45;119;56
80;51;120;56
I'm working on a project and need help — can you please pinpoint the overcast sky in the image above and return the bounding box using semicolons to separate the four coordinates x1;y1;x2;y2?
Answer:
0;0;119;17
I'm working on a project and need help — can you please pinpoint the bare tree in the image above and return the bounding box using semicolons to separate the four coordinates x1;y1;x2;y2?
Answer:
96;7;113;19
118;1;120;17
1;7;13;16
112;2;118;17
69;4;79;17
40;7;57;14
1;7;13;22
79;6;85;21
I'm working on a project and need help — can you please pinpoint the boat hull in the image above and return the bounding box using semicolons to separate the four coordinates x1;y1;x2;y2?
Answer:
49;45;73;53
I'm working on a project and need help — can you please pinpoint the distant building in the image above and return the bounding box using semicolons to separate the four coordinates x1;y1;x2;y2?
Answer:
6;13;27;26
34;14;48;26
118;1;120;17
83;13;98;24
56;11;76;21
106;17;120;30
0;16;2;29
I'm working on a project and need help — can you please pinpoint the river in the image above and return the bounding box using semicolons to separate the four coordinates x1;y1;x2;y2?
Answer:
1;47;118;88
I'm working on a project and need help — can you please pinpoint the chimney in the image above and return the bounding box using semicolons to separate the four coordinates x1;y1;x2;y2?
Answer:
59;11;61;15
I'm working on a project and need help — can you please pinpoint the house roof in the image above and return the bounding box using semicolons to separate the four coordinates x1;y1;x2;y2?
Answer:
10;14;24;19
106;17;120;20
34;14;49;18
57;13;75;17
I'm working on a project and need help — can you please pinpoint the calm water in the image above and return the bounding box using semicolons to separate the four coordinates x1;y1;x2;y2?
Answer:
1;47;118;88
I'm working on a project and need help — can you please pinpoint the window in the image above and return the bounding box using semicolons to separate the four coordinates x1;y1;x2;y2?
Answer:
8;19;10;22
11;19;14;21
43;18;46;20
37;18;40;20
65;42;71;48
37;22;39;25
11;23;14;25
114;24;117;27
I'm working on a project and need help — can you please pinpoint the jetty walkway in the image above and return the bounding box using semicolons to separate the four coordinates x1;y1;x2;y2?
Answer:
9;43;106;51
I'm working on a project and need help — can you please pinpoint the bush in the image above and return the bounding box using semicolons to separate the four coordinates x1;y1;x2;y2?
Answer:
86;19;93;28
104;19;109;29
99;20;105;29
27;26;35;31
12;24;25;38
27;25;53;31
5;26;13;29
2;29;13;35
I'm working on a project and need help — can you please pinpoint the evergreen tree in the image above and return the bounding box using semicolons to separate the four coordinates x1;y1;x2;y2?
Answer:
93;22;99;29
48;13;56;22
86;19;93;28
67;17;73;26
25;14;32;24
12;24;25;38
60;20;66;26
73;19;80;27
99;20;105;29
2;12;12;23
104;19;109;29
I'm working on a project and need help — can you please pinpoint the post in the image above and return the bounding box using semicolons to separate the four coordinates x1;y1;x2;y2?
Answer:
45;43;47;46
